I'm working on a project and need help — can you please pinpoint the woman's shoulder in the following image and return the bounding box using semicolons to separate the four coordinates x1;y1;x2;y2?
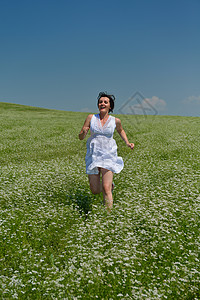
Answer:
114;117;121;125
86;114;94;121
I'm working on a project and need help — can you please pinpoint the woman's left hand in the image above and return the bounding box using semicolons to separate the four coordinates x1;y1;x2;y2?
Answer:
127;143;134;150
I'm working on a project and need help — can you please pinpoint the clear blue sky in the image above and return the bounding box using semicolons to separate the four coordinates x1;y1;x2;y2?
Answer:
0;0;200;116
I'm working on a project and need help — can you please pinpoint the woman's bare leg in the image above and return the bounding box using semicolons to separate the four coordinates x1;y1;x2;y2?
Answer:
88;172;102;194
101;168;113;212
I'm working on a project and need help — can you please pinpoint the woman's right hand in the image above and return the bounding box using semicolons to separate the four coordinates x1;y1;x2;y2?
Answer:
83;127;90;134
79;126;89;140
78;114;93;140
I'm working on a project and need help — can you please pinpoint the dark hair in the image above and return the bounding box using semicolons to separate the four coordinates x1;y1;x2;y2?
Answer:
97;92;115;113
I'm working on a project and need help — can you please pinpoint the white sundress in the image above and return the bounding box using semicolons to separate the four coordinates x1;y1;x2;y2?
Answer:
85;114;124;175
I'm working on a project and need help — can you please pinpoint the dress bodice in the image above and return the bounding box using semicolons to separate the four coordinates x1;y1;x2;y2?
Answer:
90;114;116;138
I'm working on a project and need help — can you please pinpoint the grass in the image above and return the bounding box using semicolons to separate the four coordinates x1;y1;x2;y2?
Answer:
0;102;199;299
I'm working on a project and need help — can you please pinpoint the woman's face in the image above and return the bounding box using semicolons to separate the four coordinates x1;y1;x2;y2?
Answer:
98;97;111;113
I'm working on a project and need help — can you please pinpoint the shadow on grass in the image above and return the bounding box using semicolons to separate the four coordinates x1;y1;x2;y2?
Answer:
66;187;95;216
45;181;102;217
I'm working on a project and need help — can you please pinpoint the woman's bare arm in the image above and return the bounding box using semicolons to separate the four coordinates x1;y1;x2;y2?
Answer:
78;114;93;140
116;118;134;150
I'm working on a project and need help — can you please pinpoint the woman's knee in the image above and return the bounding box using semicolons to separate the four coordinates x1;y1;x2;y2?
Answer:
90;183;100;194
88;174;101;194
102;182;112;194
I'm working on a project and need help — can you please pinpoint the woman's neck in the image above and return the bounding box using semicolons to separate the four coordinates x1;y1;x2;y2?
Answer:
99;111;109;120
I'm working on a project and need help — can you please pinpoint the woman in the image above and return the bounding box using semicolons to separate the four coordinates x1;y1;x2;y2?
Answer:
79;92;134;211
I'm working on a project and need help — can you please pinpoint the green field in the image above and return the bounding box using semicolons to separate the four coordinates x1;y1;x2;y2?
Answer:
0;102;199;299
